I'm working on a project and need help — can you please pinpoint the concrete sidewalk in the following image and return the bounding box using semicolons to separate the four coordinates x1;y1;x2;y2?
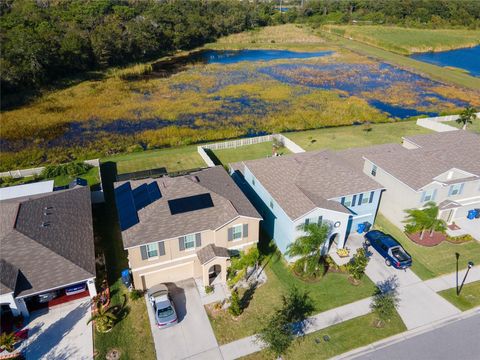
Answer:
424;265;480;292
219;298;372;360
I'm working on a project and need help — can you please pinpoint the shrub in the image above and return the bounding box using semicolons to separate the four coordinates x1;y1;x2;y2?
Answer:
346;248;369;281
228;289;242;317
370;286;400;327
205;285;214;294
115;64;153;81
0;332;18;352
129;289;143;301
446;234;474;244
41;161;93;179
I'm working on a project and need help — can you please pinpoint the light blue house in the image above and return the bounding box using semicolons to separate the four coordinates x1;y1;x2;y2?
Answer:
231;150;383;259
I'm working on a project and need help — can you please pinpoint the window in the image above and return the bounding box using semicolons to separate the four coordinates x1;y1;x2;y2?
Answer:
449;183;463;196
362;193;369;204
232;224;243;240
146;243;158;258
371;164;377;177
421;189;436;202
342;196;352;207
184;233;196;250
270;199;274;209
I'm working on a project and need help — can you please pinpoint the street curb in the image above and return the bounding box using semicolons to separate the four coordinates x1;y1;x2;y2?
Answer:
332;306;480;359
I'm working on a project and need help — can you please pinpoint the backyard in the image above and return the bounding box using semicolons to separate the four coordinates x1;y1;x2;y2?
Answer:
207;247;376;345
444;119;480;133
438;281;480;311
374;214;480;280
243;311;406;360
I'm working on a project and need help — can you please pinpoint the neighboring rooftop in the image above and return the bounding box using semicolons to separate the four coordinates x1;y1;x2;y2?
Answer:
365;131;480;190
239;150;382;220
114;166;261;248
0;186;95;297
0;180;54;201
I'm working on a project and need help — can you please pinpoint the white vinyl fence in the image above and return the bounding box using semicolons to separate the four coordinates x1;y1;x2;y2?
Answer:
416;113;480;132
197;134;305;167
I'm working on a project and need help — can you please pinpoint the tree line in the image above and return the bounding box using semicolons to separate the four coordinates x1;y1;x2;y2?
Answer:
0;0;275;100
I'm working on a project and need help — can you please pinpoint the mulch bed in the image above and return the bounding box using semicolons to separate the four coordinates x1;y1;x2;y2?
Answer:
406;231;446;247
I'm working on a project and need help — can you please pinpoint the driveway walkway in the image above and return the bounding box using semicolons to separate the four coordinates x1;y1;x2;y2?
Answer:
22;299;93;360
146;279;219;360
365;249;460;330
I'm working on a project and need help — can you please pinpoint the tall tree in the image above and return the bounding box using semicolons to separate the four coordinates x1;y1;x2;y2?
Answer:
403;201;447;240
457;106;478;130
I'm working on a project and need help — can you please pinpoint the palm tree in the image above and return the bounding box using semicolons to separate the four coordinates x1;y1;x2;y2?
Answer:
286;222;330;275
403;201;447;240
0;332;18;353
88;300;118;333
456;106;477;130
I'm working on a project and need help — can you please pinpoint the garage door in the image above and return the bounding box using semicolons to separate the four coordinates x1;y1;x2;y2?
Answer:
142;262;194;289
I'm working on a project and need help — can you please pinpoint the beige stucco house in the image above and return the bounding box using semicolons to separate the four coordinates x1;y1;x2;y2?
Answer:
114;166;261;290
340;130;480;229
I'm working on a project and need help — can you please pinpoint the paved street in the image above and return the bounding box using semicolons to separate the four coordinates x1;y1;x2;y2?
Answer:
146;279;220;360
351;312;480;360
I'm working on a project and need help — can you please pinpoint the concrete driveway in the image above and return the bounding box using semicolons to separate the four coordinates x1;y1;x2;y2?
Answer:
365;248;460;330
146;279;221;360
22;299;93;360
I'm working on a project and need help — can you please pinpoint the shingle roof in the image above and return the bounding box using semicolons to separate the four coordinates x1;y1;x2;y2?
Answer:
0;259;19;294
365;131;480;190
196;244;229;265
242;150;382;220
115;166;261;248
0;186;95;297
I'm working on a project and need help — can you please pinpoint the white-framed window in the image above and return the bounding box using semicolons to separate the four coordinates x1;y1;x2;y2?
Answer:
371;165;377;177
362;193;369;204
146;243;158;258
184;233;196;250
343;196;352;207
422;189;436;202
449;183;463;196
232;224;243;240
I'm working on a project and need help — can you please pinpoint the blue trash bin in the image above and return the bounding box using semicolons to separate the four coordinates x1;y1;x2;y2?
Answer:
467;210;476;220
357;223;366;234
363;222;372;232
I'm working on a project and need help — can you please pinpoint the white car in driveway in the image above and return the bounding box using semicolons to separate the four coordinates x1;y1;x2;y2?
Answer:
147;284;178;329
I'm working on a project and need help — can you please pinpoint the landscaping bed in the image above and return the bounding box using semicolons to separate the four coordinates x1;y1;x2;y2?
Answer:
406;231;445;247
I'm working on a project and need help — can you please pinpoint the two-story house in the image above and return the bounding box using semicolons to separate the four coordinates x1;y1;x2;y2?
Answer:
231;150;384;258
357;130;480;229
114;166;261;290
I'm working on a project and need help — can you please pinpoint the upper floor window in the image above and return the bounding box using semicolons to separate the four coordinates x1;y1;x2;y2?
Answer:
449;183;464;196
371;165;377;177
421;188;437;203
146;243;158;258
232;224;243;240
184;233;196;250
341;196;352;207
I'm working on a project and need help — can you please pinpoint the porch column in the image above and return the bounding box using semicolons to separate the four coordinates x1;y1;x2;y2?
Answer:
202;266;209;287
14;298;29;318
87;278;97;298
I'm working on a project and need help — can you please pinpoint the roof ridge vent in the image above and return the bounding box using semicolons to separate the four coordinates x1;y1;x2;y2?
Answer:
41;221;50;227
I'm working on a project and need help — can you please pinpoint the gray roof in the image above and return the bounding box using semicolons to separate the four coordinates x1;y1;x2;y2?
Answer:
0;259;19;294
366;131;480;190
0;186;95;297
242;150;382;220
196;244;230;265
115;166;261;248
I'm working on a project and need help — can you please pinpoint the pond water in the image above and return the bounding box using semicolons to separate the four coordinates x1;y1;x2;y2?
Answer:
411;45;480;77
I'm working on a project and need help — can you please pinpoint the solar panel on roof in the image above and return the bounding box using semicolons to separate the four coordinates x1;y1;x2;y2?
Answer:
132;183;150;210
114;183;139;231
168;193;214;215
147;182;161;202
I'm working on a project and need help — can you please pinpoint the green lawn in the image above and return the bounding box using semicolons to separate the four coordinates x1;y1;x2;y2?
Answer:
52;166;100;187
102;145;205;174
243;311;406;360
438;281;480;311
284;121;431;151
318;30;480;91
93;164;156;359
374;214;480;280
210;142;291;167
323;25;480;54
207;250;376;345
444;120;480;134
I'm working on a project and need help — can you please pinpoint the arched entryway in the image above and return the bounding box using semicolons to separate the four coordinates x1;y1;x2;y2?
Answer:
328;233;338;251
208;264;222;285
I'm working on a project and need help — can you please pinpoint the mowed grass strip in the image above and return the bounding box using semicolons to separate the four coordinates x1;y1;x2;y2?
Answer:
444;120;480;134
284;121;431;151
438;281;480;311
323;25;480;54
207;251;376;345
102;145;205;174
211;142;291;167
374;214;480;280
242;311;406;360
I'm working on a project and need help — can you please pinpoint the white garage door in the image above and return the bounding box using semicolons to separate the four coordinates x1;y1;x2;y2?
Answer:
142;262;194;289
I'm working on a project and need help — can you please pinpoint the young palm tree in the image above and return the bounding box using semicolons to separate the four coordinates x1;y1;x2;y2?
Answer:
456;106;477;130
286;222;330;275
403;201;447;240
88;301;118;333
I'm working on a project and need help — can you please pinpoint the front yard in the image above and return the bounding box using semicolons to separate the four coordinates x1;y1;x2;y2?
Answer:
438;281;480;311
207;249;376;345
375;214;480;280
243;311;406;360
